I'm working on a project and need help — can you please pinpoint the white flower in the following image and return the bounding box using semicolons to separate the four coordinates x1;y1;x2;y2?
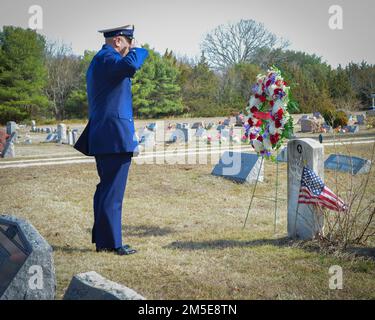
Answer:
253;139;263;153
263;136;272;150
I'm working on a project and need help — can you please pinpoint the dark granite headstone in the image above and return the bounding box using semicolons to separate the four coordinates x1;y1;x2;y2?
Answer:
211;151;264;183
324;154;371;175
0;215;56;300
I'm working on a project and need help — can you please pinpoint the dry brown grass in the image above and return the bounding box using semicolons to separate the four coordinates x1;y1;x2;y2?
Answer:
0;143;374;299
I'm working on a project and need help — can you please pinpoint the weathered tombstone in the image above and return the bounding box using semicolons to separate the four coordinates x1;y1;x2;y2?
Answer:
2;132;17;158
297;115;309;124
211;151;264;184
67;129;73;146
63;271;144;300
31;120;36;132
6;121;17;143
287;138;324;239
325;154;371;175
0;215;56;300
300;119;313;132
57;123;67;143
72;129;78;145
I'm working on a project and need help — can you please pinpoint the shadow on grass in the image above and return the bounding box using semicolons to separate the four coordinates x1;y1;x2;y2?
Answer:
123;224;175;237
164;237;292;251
164;238;375;260
52;245;93;254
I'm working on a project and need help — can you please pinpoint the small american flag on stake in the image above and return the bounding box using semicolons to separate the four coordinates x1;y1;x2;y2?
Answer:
298;167;347;212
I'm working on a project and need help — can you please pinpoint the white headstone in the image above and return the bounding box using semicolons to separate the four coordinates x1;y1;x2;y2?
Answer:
67;130;73;145
287;138;324;239
57;124;67;143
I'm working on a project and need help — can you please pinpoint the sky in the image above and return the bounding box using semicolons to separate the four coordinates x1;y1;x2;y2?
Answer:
0;0;374;67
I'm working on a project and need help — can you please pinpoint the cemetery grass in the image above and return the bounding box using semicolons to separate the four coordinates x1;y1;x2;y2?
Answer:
0;144;374;299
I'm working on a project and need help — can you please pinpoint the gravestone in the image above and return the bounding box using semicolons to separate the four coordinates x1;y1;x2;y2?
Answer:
192;121;204;129
31;120;36;132
344;125;359;133
0;215;56;300
356;114;365;125
146;123;157;132
223;118;231;126
57;123;67;143
176;123;189;130
216;124;226;131
287;138;324;240
325;154;371;175
211;151;264;184
67;129;73;146
2;132;17;158
6;121;17;143
171;128;190;143
63;271;144;300
72;129;78;145
139;129;155;148
300;119;313;132
195;127;207;138
45;133;58;143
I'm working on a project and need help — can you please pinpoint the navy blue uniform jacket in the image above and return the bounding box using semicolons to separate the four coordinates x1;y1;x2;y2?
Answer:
74;44;149;155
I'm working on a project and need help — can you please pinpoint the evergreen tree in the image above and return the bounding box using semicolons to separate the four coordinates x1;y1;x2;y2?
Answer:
0;26;48;123
133;45;183;118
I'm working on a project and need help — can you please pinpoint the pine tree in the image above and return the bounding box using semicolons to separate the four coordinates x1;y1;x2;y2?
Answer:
0;26;48;123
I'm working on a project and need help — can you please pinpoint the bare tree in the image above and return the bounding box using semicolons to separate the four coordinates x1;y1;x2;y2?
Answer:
201;19;289;70
44;41;82;120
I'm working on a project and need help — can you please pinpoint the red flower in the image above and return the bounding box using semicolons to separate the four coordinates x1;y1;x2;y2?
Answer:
276;108;284;119
250;106;258;113
259;95;266;103
254;94;260;99
248;118;254;126
275;119;282;128
270;101;274;107
249;133;256;140
274;88;282;96
257;136;263;142
255;120;263;127
270;133;280;145
266;79;271;87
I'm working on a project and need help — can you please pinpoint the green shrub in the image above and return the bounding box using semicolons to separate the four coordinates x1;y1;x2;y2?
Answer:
322;109;348;128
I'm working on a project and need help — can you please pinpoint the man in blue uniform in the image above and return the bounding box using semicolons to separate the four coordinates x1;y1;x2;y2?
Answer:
74;25;148;255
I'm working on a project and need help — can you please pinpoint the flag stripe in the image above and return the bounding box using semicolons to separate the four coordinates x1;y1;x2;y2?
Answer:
297;166;347;212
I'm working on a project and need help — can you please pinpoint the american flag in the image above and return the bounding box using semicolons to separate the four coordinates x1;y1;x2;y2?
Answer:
298;166;347;212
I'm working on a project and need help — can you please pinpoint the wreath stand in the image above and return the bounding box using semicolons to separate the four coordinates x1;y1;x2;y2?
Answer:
242;152;287;232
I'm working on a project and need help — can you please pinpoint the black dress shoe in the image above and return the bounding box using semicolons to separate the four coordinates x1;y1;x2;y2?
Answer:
96;244;130;253
115;245;137;256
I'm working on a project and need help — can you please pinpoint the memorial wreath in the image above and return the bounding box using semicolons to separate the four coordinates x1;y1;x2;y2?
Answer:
243;66;298;159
